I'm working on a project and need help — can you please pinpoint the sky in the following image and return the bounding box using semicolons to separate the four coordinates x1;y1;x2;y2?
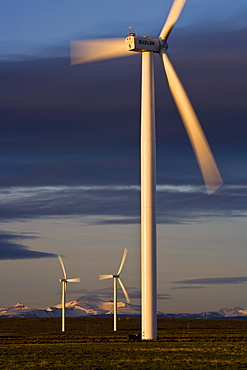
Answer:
0;0;246;313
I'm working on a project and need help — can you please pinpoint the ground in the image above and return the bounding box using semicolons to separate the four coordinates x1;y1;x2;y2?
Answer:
0;317;246;369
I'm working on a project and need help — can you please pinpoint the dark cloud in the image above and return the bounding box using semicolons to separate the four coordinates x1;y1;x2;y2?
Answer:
0;28;246;231
0;232;57;260
1;29;246;188
171;276;247;285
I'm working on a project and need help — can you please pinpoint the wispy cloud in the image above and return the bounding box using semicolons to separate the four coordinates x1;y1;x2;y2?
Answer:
0;232;57;260
67;287;170;300
171;286;206;290
1;184;246;224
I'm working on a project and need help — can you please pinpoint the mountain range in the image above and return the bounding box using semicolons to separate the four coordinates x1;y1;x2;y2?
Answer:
0;296;246;319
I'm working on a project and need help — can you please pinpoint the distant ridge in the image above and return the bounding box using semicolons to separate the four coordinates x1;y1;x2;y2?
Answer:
0;296;246;319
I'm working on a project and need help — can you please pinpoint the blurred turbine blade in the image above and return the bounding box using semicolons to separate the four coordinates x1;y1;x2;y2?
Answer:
58;255;67;280
161;53;223;194
99;274;113;280
71;38;130;65
159;0;187;40
117;248;128;276
118;278;130;304
66;277;80;283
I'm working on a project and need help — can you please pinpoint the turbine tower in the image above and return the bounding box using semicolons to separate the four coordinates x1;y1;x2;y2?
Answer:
100;248;130;331
58;255;80;332
71;0;223;340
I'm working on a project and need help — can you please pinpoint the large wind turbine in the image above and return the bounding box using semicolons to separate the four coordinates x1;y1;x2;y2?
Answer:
58;255;80;332
100;248;130;331
71;0;223;340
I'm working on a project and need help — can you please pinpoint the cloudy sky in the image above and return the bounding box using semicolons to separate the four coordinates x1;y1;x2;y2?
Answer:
0;0;246;313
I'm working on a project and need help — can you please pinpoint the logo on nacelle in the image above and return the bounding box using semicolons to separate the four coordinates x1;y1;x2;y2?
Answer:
125;35;160;53
139;40;155;46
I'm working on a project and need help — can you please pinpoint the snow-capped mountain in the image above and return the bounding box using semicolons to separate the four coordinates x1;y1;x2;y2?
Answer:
0;297;246;319
0;296;141;318
217;306;247;318
54;295;141;317
0;302;61;318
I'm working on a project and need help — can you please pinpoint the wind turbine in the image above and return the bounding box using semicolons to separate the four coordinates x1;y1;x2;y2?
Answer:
71;0;223;340
58;255;80;332
99;248;130;331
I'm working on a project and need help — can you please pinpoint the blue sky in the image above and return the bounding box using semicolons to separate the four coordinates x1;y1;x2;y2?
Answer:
0;0;246;312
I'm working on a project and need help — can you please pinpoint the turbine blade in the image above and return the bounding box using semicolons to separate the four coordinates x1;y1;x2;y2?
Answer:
66;277;80;283
99;274;113;280
159;0;187;40
58;255;67;279
161;53;223;194
118;278;130;304
71;38;130;65
117;248;128;276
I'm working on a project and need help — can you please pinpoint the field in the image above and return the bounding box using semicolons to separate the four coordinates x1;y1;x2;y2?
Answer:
0;317;246;369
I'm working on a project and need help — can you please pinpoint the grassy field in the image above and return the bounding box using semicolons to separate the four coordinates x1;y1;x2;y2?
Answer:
0;317;246;369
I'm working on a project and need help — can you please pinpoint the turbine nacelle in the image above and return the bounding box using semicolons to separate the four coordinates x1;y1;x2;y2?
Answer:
125;34;168;53
59;278;80;283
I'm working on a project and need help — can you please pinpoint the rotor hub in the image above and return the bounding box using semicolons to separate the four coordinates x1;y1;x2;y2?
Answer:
159;38;168;53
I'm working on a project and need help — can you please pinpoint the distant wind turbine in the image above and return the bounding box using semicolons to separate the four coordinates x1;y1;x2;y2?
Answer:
71;0;223;340
100;248;130;331
58;255;80;332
